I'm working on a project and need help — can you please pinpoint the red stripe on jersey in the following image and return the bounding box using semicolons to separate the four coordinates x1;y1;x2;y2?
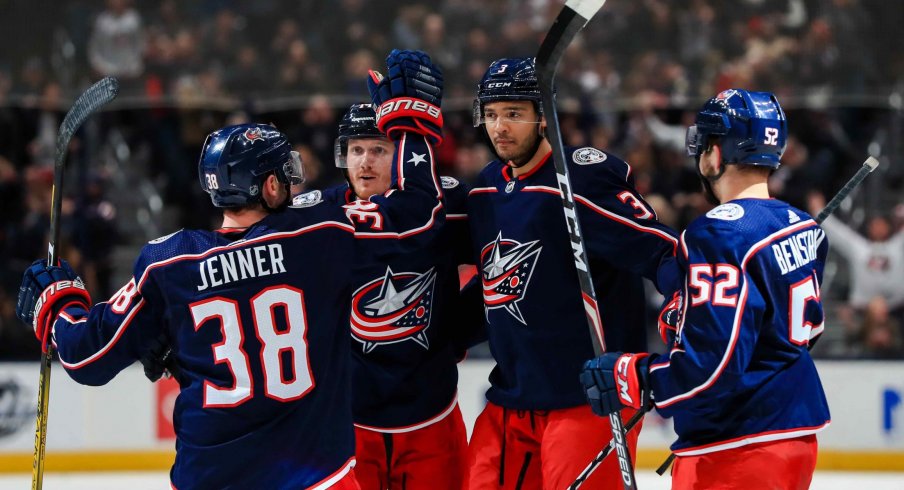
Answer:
60;298;146;370
309;457;357;490
672;421;831;456
655;220;817;408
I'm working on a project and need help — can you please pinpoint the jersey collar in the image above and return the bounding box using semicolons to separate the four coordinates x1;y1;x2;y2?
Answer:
501;150;552;182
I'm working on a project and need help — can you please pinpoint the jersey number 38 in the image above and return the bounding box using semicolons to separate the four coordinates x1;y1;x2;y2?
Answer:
190;286;313;407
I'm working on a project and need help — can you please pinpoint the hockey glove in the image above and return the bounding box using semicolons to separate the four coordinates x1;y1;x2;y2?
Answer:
141;334;183;384
658;291;683;346
17;259;91;353
367;49;444;146
581;352;654;417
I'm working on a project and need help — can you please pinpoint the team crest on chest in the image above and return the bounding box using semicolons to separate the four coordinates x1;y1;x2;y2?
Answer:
480;233;542;324
350;267;437;353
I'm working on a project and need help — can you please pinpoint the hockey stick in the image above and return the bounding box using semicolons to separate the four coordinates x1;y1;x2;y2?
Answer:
535;2;640;489
816;156;879;223
32;77;119;490
569;155;883;488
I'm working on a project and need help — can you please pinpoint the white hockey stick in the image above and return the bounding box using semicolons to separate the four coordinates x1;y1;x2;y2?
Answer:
535;2;640;490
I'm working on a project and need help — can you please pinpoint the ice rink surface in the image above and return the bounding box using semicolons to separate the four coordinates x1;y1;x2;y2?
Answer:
0;471;902;489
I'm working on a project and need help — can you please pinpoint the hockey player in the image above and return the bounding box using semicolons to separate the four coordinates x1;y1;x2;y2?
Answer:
291;102;474;489
466;57;679;489
15;49;445;490
581;89;830;490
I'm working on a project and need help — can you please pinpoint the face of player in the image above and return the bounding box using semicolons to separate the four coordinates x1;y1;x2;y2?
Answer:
483;100;544;166
346;137;394;198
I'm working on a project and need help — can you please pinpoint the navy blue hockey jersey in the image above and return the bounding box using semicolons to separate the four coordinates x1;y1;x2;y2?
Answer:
649;199;831;455
48;133;443;489
309;175;476;430
467;147;678;410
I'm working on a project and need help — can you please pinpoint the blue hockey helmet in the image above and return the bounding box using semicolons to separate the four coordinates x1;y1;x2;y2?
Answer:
473;57;544;127
685;89;787;169
198;123;304;208
334;103;386;168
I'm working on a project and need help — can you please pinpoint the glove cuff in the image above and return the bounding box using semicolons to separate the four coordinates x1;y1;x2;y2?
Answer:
375;97;444;145
614;353;651;409
34;279;91;352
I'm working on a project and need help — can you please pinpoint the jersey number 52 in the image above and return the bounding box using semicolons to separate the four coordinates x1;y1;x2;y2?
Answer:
688;264;821;345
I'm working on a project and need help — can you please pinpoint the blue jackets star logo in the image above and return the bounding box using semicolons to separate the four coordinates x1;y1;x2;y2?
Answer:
350;267;437;353
480;233;542;324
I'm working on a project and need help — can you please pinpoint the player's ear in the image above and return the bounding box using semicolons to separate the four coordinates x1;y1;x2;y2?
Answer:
263;173;282;196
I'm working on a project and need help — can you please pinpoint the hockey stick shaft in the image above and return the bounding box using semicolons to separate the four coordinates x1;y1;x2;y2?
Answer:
569;155;882;488
33;77;119;490
536;2;639;489
815;156;879;224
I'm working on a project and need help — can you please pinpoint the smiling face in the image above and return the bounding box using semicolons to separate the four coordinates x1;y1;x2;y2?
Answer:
346;137;394;198
482;100;544;166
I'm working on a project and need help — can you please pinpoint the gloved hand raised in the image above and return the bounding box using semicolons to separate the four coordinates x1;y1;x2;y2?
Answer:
580;352;655;417
17;259;91;352
367;49;444;146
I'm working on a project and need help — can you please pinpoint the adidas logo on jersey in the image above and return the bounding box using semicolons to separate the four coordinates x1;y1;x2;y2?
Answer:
788;209;801;224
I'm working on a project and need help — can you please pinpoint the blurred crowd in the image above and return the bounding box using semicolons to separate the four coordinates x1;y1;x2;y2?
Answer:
0;0;902;360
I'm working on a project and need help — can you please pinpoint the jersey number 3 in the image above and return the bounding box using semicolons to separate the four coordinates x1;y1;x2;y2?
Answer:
190;286;313;407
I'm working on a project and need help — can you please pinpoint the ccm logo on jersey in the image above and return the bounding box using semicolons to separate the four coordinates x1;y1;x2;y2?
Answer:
376;98;441;123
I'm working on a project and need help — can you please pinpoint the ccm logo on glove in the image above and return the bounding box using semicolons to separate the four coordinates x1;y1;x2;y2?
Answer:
614;353;650;409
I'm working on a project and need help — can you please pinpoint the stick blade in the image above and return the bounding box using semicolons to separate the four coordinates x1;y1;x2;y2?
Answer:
56;77;120;160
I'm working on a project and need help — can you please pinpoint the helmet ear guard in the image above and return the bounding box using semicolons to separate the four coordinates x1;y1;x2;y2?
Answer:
686;89;786;169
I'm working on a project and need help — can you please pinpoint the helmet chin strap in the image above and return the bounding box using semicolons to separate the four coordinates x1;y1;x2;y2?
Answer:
696;156;726;206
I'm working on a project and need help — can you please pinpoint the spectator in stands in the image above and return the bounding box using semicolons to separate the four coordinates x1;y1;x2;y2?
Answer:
88;0;145;82
808;193;904;320
858;296;904;359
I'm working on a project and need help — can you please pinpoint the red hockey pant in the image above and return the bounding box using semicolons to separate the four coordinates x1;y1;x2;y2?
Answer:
671;434;818;489
353;404;468;490
468;402;642;490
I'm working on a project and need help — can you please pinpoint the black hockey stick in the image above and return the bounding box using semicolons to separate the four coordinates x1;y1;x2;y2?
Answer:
535;1;640;489
33;77;119;490
569;155;883;488
816;156;879;223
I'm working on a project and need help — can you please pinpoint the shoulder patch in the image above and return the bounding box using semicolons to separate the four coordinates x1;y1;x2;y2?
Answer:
148;230;181;244
705;203;745;221
440;176;460;189
572;147;607;165
291;190;323;208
